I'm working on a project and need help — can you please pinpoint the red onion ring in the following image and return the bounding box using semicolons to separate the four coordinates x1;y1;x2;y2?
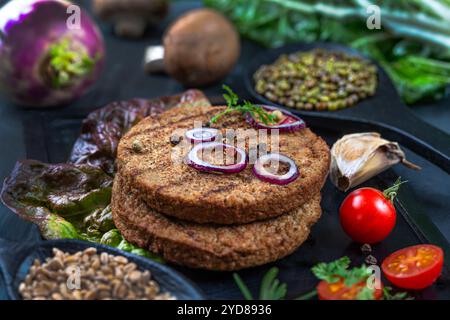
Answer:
253;153;299;185
246;105;306;132
185;127;219;143
187;142;247;174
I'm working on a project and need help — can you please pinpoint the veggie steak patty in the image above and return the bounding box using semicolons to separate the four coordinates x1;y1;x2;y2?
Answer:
112;174;322;271
116;104;330;224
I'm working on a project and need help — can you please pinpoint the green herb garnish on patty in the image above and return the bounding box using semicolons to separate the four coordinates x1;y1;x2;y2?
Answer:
210;85;277;125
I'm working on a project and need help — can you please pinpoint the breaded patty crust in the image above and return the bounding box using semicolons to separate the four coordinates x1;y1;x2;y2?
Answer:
116;105;330;224
112;175;322;271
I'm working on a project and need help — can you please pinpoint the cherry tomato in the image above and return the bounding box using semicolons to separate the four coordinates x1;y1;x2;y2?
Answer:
339;187;396;244
382;244;444;290
317;278;383;300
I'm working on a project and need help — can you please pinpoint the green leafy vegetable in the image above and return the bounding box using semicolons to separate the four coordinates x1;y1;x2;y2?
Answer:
204;0;450;104
116;236;164;263
45;215;81;240
383;177;407;202
311;256;351;283
312;256;374;297
259;267;288;300
100;229;123;247
311;256;374;287
210;85;277;124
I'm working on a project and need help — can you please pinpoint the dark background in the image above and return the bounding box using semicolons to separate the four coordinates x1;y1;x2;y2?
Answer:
0;0;449;299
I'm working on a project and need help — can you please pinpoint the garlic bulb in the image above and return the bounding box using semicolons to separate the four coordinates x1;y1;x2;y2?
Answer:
330;132;420;191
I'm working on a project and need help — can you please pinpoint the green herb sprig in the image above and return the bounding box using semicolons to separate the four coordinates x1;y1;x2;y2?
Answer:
383;177;407;202
311;256;372;287
48;39;96;89
210;85;277;125
233;267;287;300
233;257;413;300
204;0;450;104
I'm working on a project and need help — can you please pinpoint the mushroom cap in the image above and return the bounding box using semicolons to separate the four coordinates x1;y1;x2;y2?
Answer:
163;8;240;87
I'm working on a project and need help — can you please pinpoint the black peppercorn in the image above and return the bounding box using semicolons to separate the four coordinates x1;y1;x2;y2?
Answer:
170;135;181;146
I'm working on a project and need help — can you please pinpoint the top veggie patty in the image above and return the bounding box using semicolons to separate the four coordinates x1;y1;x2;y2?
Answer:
116;105;330;224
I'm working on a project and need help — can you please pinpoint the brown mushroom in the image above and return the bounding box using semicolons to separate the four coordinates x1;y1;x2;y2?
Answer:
93;0;169;38
162;8;240;87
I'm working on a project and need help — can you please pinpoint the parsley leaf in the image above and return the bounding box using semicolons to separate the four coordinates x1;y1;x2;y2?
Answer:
311;256;351;283
343;265;372;287
210;85;277;125
356;286;376;300
259;267;287;300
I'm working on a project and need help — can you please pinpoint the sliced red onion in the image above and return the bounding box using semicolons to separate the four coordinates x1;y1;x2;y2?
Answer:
253;153;299;185
185;128;219;143
246;105;306;132
187;142;247;174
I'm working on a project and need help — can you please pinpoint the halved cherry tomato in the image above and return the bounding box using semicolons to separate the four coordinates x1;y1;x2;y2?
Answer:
382;244;444;290
340;187;396;244
317;277;383;300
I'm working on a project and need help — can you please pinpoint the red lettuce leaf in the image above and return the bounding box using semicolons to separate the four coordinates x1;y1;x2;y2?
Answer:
69;90;210;174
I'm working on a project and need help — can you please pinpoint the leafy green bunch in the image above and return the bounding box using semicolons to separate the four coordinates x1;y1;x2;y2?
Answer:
204;0;450;104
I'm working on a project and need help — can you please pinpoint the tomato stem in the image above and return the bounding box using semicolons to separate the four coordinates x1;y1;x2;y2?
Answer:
383;177;407;202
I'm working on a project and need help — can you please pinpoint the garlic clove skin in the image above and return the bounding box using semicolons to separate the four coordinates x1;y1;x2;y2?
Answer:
330;132;420;191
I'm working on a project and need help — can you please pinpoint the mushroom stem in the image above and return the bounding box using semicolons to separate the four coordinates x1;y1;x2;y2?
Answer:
114;16;147;38
143;45;166;73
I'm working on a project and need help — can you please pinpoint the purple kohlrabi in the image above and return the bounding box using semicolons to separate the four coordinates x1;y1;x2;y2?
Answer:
0;0;105;107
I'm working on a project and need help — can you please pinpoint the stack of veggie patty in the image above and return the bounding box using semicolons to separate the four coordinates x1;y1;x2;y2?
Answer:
112;104;330;270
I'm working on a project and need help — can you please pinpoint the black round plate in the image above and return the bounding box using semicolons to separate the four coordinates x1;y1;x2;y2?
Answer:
0;239;205;300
